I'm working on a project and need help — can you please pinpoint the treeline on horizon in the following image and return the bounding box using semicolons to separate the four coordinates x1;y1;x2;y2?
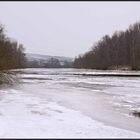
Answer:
74;21;140;70
0;24;26;70
27;57;73;68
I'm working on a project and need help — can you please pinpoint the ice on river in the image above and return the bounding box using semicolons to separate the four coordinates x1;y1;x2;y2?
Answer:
0;68;140;138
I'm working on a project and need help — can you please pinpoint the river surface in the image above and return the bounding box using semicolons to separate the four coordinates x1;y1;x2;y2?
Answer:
1;68;140;137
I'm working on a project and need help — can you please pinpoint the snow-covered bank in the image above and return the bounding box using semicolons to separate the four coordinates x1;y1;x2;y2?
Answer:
0;89;140;138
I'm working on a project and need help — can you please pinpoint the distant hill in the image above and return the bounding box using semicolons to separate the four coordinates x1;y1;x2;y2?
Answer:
25;53;74;68
26;53;73;62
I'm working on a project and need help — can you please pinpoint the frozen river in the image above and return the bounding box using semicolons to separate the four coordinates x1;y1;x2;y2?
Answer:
0;68;140;138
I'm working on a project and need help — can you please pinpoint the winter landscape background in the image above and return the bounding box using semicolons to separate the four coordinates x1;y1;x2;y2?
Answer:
0;2;140;138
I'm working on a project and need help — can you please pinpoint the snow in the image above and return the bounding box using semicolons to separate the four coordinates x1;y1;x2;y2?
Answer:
0;68;140;138
0;88;140;138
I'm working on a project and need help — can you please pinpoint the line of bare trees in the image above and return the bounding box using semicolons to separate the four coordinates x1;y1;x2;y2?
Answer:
74;21;140;70
0;24;26;70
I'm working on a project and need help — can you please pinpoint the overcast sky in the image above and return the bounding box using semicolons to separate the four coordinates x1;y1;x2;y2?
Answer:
0;2;140;57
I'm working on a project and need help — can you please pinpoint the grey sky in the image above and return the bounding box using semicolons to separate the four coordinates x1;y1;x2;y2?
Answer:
0;2;140;57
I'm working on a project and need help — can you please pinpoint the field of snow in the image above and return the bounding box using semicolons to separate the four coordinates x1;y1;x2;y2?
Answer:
0;68;140;138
